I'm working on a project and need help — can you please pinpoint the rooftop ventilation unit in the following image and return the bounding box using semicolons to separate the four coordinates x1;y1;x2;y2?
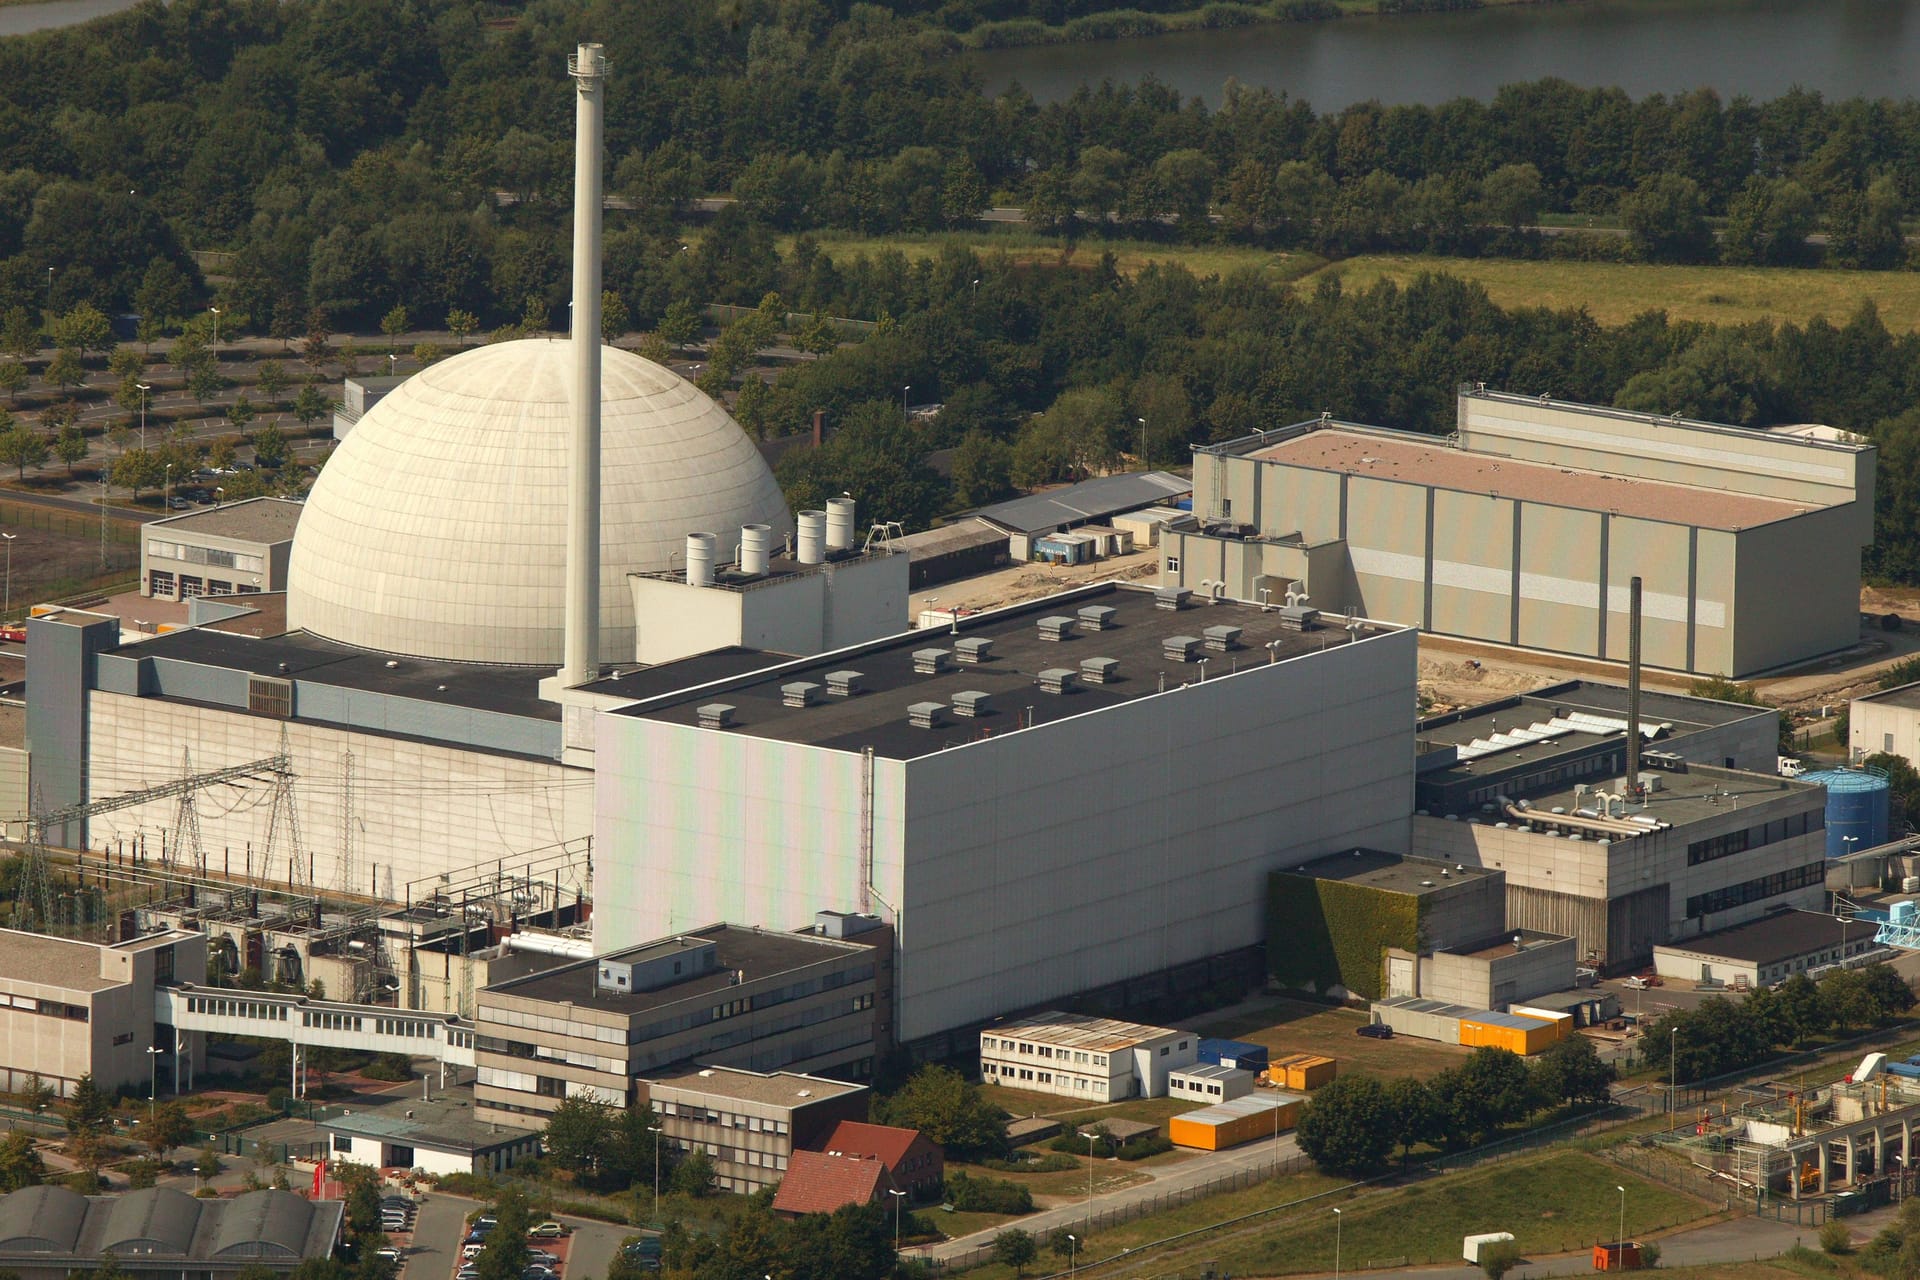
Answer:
1037;615;1075;642
1163;635;1202;662
1203;625;1243;651
824;670;864;697
1279;604;1320;631
952;690;991;717
1037;668;1078;694
913;648;952;674
796;510;827;565
1155;586;1192;611
781;681;822;708
954;637;993;664
1081;656;1119;684
1078;605;1118;631
697;703;736;729
908;701;946;728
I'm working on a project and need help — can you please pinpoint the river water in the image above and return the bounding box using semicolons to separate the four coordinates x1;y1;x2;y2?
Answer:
971;0;1920;109
0;0;141;39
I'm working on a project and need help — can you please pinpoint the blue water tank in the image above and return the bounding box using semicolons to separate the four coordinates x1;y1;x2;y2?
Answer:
1800;768;1891;858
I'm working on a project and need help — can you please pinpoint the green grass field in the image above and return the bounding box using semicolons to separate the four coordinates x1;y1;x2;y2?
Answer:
1197;996;1471;1081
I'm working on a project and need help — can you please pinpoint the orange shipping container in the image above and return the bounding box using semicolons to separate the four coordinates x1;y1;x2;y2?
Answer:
1458;1012;1561;1056
1170;1094;1303;1151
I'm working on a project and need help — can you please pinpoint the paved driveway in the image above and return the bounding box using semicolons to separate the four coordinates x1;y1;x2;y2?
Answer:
405;1193;469;1280
560;1214;632;1280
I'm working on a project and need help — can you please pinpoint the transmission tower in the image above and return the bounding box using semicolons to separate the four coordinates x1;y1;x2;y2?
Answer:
171;749;206;879
264;727;305;890
17;787;56;932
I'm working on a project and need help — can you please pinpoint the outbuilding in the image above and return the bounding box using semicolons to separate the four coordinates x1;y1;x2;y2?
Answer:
1169;1094;1302;1151
318;1094;541;1177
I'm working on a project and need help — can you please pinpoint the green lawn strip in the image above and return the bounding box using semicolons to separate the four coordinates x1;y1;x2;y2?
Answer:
1196;1151;1716;1275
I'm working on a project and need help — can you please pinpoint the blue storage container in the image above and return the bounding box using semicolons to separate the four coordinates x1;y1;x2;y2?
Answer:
1801;768;1891;858
1197;1037;1268;1071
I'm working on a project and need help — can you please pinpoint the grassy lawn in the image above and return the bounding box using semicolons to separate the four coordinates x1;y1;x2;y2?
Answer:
1195;996;1471;1081
1307;254;1920;331
948;1158;1151;1201
982;1084;1196;1129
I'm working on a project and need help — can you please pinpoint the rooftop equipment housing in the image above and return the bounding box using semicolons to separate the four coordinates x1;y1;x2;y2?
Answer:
908;701;946;728
913;648;952;674
1081;656;1119;684
824;670;864;697
1037;616;1075;642
954;637;993;664
1164;635;1202;662
1078;605;1118;631
1037;668;1078;694
952;690;991;718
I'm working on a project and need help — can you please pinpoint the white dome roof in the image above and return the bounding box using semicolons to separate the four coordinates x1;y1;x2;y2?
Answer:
287;339;791;666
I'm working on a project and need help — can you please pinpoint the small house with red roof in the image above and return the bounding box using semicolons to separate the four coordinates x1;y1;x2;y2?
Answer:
770;1149;898;1218
815;1120;945;1200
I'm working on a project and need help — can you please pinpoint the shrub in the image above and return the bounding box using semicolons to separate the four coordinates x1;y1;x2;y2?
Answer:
945;1171;1033;1214
266;1087;290;1111
979;1152;1078;1174
1820;1220;1853;1255
1116;1133;1173;1161
1479;1239;1523;1280
1639;1243;1662;1269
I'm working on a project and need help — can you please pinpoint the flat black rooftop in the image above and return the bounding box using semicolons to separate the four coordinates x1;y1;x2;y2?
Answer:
1654;908;1850;965
485;923;868;1014
1419;679;1768;751
1859;682;1920;713
1283;849;1499;895
109;627;559;721
578;646;792;702
614;583;1401;759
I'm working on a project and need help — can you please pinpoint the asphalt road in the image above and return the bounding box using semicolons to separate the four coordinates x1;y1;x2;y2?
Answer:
404;1193;469;1280
561;1213;633;1280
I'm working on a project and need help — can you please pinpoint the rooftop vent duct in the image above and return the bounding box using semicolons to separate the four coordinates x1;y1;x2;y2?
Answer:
781;681;822;708
1163;635;1202;662
1203;624;1243;651
697;703;736;729
954;637;993;664
797;511;827;565
740;523;772;576
908;701;946;728
1037;668;1078;694
685;532;716;587
1155;587;1192;611
952;690;991;717
826;497;857;551
1037;615;1075;642
824;670;864;697
913;648;952;674
1279;605;1319;632
1078;605;1118;632
1081;657;1119;684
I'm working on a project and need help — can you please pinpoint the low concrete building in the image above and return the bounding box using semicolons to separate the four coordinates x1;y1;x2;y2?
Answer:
332;374;403;439
140;498;302;602
1652;908;1870;988
0;1185;341;1279
0;928;205;1099
474;919;888;1127
967;471;1192;561
890;519;1012;589
1852;683;1920;774
1168;1063;1255;1105
1394;929;1579;1009
319;1092;540;1177
641;1067;869;1195
979;1011;1198;1102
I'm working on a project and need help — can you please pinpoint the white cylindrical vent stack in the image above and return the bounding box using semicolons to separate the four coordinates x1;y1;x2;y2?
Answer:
685;533;716;587
559;41;607;688
826;497;856;551
740;523;772;576
797;511;827;564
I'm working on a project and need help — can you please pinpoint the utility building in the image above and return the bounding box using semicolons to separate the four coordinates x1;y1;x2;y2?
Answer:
1166;389;1875;676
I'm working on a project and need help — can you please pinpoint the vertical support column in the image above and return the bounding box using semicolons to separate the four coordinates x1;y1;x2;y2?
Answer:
559;41;607;688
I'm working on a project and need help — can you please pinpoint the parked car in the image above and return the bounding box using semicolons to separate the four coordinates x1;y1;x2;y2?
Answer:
522;1267;557;1280
374;1248;403;1263
166;496;190;510
527;1250;560;1266
1355;1022;1393;1039
529;1223;570;1239
463;1244;486;1259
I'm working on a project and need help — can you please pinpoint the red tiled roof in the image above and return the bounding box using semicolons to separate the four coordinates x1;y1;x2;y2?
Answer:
770;1151;894;1217
817;1120;925;1168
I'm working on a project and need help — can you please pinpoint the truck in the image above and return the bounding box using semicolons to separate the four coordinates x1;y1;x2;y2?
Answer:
1779;756;1806;778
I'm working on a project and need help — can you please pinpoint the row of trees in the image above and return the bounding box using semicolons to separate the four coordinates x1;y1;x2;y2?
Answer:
1643;963;1916;1085
539;1093;714;1199
1295;1038;1615;1175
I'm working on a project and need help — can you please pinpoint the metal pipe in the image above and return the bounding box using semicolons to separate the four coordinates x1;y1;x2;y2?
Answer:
1627;575;1643;799
559;42;606;687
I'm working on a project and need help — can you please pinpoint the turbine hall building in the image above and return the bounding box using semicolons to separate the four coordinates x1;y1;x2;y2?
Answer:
1164;388;1875;676
592;581;1419;1052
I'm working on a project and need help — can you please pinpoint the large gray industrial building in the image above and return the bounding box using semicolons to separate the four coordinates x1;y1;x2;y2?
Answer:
1166;389;1875;676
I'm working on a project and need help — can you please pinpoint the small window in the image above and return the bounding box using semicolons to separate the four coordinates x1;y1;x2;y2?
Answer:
1166;556;1181;573
333;1135;353;1153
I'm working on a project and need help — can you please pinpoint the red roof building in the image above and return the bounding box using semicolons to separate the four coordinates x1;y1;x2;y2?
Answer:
816;1120;945;1200
770;1150;897;1217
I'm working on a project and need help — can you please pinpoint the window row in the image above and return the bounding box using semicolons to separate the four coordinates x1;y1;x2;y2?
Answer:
1686;861;1826;918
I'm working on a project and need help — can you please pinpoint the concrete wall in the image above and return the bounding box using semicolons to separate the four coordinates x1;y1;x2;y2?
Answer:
1417;871;1507;953
1735;503;1863;675
1853;691;1920;767
629;554;909;667
1418;935;1576;1008
24;612;120;847
596;629;1418;1044
85;693;591;897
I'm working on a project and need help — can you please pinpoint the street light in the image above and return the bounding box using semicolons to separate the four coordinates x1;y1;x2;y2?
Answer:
650;1122;664;1221
136;382;151;449
1138;417;1148;470
209;306;222;345
145;1045;163;1118
902;384;911;415
1067;1233;1077;1277
1615;1184;1626;1260
164;463;173;512
888;1186;907;1250
387;353;398;377
1669;1025;1679;1123
1332;1207;1343;1280
1082;1130;1098;1203
1;533;15;622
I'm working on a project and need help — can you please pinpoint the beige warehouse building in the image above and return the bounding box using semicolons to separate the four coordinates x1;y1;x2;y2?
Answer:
1166;389;1875;676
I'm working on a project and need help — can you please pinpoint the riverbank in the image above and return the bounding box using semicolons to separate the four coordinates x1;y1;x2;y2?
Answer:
961;0;1582;50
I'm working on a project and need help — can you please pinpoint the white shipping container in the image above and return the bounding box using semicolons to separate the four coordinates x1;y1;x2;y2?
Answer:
1464;1233;1515;1263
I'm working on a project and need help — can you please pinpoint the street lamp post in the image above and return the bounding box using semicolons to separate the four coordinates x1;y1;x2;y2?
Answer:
209;306;222;345
1;532;15;622
388;353;398;378
1083;1130;1098;1203
1138;417;1147;470
902;384;911;415
137;382;151;450
1332;1207;1343;1280
650;1123;665;1222
146;1045;163;1118
1669;1025;1679;1123
888;1187;906;1251
1615;1184;1626;1260
1067;1233;1077;1277
164;463;172;512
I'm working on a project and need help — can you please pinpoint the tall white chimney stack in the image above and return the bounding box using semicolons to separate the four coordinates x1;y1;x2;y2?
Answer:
559;42;606;688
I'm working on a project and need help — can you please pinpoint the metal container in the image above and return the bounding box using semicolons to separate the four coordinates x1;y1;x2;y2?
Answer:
1802;768;1891;858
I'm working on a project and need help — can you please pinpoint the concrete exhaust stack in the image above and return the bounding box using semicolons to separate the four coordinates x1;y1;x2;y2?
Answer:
1627;575;1642;801
559;41;607;688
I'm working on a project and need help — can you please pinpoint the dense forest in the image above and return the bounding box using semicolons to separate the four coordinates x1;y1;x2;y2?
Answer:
8;0;1920;574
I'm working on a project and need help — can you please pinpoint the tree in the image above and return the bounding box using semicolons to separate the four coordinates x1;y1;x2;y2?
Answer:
188;360;224;404
0;361;24;402
1481;163;1544;233
1479;1239;1523;1280
0;1131;43;1191
251;424;289;469
207;439;237;473
1530;1035;1617;1106
1621;174;1714;263
0;308;38;359
668;1147;714;1198
16;1074;52;1117
872;1065;1006;1160
0;423;48;479
256;361;288;403
293;381;329;431
601;291;630;345
380;305;410;341
1295;1074;1394;1175
992;1229;1037;1277
542;1092;612;1178
196;1145;221;1185
136;261;191;336
446;309;477;348
1381;1076;1441;1162
656;298;702;350
50;303;113;355
1722;176;1816;266
412;342;441;366
1445;1048;1544;1144
144;1100;193;1159
601;1102;661;1191
951;431;1013;507
303;309;332;369
108;348;142;380
225;396;258;432
111;448;164;498
45;348;85;393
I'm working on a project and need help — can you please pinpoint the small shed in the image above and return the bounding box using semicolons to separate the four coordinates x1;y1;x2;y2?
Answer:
889;518;1012;589
1005;1116;1062;1147
1169;1063;1255;1104
1111;505;1188;548
1198;1038;1268;1072
1458;1010;1563;1056
1034;531;1097;565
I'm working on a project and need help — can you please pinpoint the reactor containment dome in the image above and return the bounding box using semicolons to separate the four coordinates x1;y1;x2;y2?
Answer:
286;338;792;667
